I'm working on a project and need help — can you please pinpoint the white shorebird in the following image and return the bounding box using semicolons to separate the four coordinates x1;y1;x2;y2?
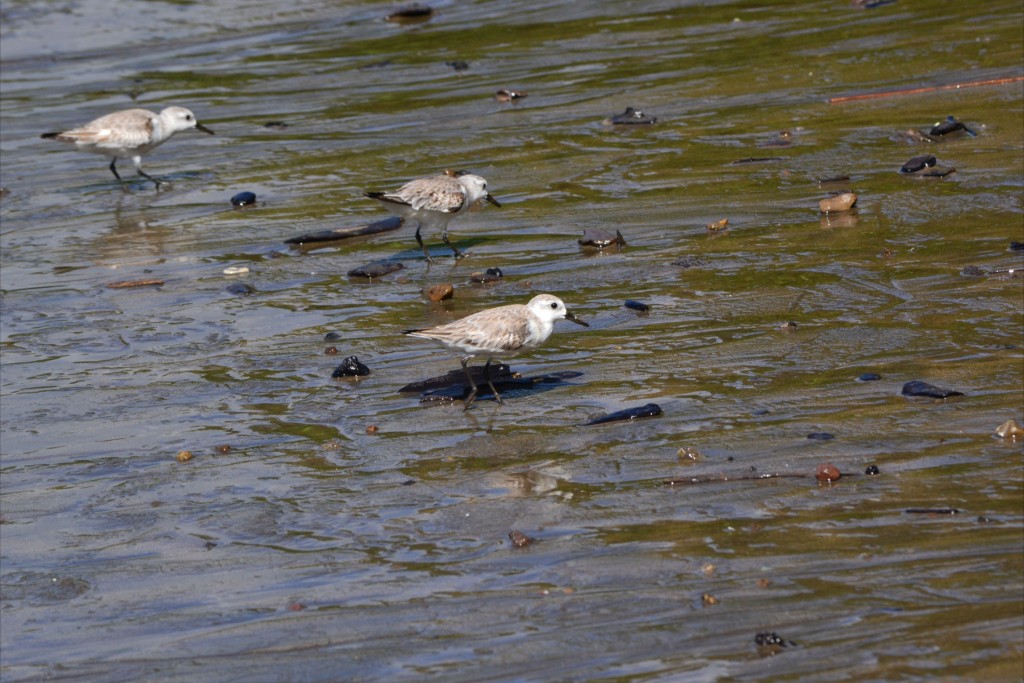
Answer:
404;294;589;409
41;106;215;191
364;170;501;261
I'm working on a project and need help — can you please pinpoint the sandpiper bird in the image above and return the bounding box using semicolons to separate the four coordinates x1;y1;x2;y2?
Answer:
364;170;501;262
404;294;589;409
41;106;214;191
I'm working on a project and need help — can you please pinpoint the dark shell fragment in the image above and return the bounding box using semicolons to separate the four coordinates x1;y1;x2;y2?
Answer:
901;380;963;399
585;403;662;425
857;373;881;382
495;89;527;102
900;155;937;174
807;432;834;441
324;331;342;341
263;121;289;130
332;356;370;378
865;465;880;475
286;217;404;245
470;267;503;283
225;282;256;296
347;261;404;278
608;107;657;125
929;115;977;137
508;530;536;548
385;4;433;22
579;229;626;248
230;191;257;207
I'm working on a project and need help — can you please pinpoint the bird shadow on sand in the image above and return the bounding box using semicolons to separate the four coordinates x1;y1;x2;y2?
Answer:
398;364;585;405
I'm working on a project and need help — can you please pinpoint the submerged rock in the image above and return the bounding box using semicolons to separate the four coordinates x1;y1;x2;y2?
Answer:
819;192;857;213
347;261;404;278
606;107;657;125
424;283;454;302
901;380;963;399
225;282;256;296
332;356;370;378
624;299;650;312
230;191;257;207
508;530;536;548
900;154;937;174
585;403;662;425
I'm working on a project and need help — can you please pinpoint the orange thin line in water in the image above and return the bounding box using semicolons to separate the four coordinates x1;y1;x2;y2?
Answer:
829;75;1024;104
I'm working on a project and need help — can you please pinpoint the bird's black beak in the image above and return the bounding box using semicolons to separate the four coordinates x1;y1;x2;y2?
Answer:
484;193;501;208
196;122;215;135
565;311;589;327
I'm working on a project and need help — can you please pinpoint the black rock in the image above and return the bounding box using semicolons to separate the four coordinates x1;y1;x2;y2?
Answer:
865;465;880;475
263;121;289;130
347;261;404;278
900;155;937;174
807;432;835;441
929;115;977;137
446;60;470;71
324;331;342;341
755;632;796;648
624;300;650;312
857;373;882;382
1010;242;1024;252
609;107;657;125
231;191;257;207
585;403;662;425
901;380;963;399
332;356;370;378
470;267;503;283
225;282;256;296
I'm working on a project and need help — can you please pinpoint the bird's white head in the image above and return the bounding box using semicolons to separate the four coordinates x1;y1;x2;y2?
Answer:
161;106;215;136
527;294;589;327
455;172;501;208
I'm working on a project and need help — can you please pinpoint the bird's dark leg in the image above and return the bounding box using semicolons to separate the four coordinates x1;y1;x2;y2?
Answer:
460;356;479;410
415;224;433;263
109;159;130;193
483;357;503;405
137;168;165;191
441;227;465;259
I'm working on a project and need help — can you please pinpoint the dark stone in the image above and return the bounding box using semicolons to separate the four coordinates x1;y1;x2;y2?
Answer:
446;60;470;71
347;261;404;278
386;4;433;21
624;300;650;312
225;282;256;296
470;267;503;283
901;380;964;399
857;373;882;382
961;265;986;277
332;356;370;378
263;121;289;130
1010;241;1024;252
585;403;662;426
609;107;657;125
807;432;834;441
755;632;796;648
900;155;937;173
865;465;880;475
230;191;257;207
324;331;342;341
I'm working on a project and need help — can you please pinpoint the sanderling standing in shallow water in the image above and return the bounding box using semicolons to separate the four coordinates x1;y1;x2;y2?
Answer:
404;294;589;409
41;106;215;191
365;170;501;262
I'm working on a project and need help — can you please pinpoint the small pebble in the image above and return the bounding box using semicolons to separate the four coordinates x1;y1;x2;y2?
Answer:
214;444;232;454
857;373;881;381
755;632;796;650
424;283;454;302
332;356;371;378
678;446;701;462
995;419;1024;439
702;593;719;606
230;191;257;207
324;346;338;355
225;282;256;296
865;465;880;475
508;530;536;548
706;218;729;231
176;450;193;463
819;192;857;213
779;321;798;330
807;432;834;441
366;425;379;434
324;331;342;341
624;299;650;312
263;121;289;130
815;463;841;482
223;265;250;275
961;265;985;277
446;60;470;71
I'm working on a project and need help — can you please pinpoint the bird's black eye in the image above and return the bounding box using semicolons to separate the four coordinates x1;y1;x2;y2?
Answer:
550;302;557;309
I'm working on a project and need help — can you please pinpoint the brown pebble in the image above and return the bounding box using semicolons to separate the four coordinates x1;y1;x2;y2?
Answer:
815;462;841;483
106;279;165;289
819;192;857;213
176;450;193;463
324;346;338;355
702;593;719;606
214;444;232;454
508;530;536;548
287;602;306;611
756;578;773;588
424;283;454;302
701;563;716;576
706;218;729;232
678;446;702;462
366;425;379;434
995;419;1024;439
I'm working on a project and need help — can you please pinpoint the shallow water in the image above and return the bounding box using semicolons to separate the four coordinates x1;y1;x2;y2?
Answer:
2;0;1023;680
